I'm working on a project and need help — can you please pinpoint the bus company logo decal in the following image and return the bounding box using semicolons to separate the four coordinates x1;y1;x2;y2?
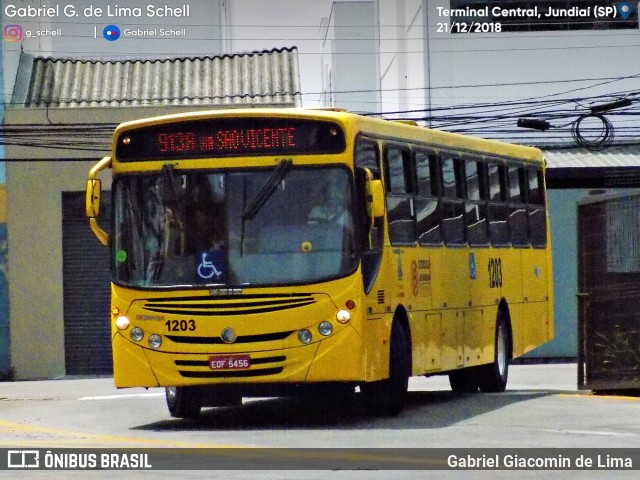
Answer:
136;314;165;321
209;288;243;296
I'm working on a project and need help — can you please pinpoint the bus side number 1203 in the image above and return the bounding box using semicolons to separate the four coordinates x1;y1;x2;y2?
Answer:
488;257;503;289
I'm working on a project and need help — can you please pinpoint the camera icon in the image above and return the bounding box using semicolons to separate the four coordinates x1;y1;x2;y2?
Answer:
4;24;23;42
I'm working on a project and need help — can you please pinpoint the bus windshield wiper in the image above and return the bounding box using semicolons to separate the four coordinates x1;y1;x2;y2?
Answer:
241;159;292;221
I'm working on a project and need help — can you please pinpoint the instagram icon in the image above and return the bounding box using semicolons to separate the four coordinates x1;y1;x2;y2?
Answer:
4;24;22;42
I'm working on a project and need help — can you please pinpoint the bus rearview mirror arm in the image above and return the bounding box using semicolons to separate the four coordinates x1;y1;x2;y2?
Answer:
86;156;112;246
363;167;384;219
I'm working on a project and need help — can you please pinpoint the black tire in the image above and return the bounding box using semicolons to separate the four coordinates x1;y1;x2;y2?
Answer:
361;321;410;416
165;386;202;419
449;368;479;393
477;311;510;393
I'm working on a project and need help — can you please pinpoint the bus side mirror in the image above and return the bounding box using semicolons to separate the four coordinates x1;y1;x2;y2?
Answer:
86;156;112;246
368;179;385;218
86;179;101;218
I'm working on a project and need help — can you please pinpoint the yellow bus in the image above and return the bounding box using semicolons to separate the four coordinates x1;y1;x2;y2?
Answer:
86;108;553;417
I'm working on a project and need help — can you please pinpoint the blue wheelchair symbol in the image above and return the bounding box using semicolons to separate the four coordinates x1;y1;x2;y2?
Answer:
196;250;225;281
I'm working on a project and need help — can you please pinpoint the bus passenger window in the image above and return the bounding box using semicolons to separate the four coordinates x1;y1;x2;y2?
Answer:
355;140;381;177
416;150;437;197
508;166;529;247
388;196;416;245
385;147;411;194
465;160;488;246
442;157;459;198
415;151;442;245
487;163;509;246
386;147;415;244
528;168;547;247
440;156;465;245
416;198;441;245
442;201;466;245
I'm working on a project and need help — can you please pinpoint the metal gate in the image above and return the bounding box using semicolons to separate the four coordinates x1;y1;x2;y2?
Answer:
578;191;640;390
62;192;112;375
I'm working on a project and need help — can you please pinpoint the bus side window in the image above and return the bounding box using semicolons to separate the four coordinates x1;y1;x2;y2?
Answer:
528;167;547;248
487;162;509;247
355;138;384;293
440;155;466;246
464;159;488;246
415;150;442;246
355;140;381;178
386;147;416;245
508;166;529;247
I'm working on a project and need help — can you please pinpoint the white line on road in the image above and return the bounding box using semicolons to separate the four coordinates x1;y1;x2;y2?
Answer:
542;429;637;437
79;392;165;401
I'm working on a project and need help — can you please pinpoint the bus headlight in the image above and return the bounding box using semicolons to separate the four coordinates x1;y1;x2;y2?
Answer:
336;309;351;324
318;321;333;336
115;316;130;330
130;327;144;342
148;334;162;349
298;329;312;344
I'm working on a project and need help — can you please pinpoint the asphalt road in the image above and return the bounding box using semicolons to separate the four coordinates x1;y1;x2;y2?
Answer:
1;363;639;479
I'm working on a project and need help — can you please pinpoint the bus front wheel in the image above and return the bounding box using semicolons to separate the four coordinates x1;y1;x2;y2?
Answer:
165;386;202;419
477;312;510;392
360;321;410;416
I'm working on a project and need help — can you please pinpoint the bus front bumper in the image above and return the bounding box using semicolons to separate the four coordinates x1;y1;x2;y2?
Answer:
111;324;364;388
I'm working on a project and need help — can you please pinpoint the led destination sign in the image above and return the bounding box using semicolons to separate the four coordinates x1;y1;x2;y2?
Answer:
116;117;346;161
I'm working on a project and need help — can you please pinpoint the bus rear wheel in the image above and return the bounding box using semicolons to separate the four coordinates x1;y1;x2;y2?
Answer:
166;386;202;419
360;321;410;416
477;312;510;393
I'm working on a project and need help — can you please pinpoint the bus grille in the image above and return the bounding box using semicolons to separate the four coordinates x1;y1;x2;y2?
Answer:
166;331;294;344
142;293;316;316
176;355;286;378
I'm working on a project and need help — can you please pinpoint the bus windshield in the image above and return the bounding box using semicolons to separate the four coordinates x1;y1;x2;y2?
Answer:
112;166;357;288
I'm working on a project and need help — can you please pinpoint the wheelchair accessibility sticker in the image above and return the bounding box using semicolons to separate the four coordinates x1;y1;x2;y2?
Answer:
196;250;225;282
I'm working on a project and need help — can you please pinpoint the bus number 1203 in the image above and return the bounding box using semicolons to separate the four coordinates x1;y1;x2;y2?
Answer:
165;319;196;332
488;258;503;289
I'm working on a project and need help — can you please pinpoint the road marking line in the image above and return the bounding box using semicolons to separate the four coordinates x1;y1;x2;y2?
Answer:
559;393;640;402
542;429;637;437
0;419;239;448
79;392;165;400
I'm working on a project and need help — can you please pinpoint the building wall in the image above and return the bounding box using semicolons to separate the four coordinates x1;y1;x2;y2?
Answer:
322;1;380;112
378;0;426;115
0;26;9;378
2;0;231;379
530;189;589;358
4;105;230;380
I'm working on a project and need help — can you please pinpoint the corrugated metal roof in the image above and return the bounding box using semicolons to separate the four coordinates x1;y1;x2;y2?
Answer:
16;47;301;108
544;145;640;169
